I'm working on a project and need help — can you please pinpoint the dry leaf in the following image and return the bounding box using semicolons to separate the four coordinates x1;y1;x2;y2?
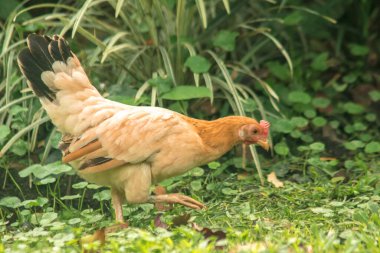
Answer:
80;228;105;246
267;171;284;188
154;214;168;229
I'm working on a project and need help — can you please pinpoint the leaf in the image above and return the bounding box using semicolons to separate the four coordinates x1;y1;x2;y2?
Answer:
312;117;327;127
222;187;238;195
185;56;211;73
191;167;204;176
19;164;44;178
161;86;211;100
0;125;11;141
369;90;380;102
208;161;220;169
290;117;308;128
0;196;21;208
365;142;380;154
288;91;311;104
148;76;172;94
72;181;88;189
190;180;202;191
154;214;168;229
283;12;303;26
343;102;364;114
93;190;111;201
45;162;72;174
272;119;294;133
348;44;369;56
311;52;329;71
310;207;334;217
274;143;289;156
312;97;331;108
10;140;28;156
38;177;56;185
266;62;290;81
267;172;284;188
213;30;239;51
309;142;325;152
68;218;82;225
39;212;58;226
344;140;365;151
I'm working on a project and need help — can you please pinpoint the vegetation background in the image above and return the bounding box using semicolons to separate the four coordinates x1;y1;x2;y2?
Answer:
0;0;379;252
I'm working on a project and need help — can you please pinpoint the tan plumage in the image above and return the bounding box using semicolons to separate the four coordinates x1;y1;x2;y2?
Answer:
18;34;270;223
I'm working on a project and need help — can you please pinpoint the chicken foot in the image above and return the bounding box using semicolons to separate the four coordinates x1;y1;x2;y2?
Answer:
149;193;205;210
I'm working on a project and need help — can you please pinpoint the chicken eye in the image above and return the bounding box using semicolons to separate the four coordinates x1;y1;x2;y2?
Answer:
252;128;258;134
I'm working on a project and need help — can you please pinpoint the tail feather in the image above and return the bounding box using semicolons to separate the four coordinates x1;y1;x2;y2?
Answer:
17;34;74;101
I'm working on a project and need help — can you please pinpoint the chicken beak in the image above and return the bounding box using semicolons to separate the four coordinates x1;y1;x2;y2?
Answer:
257;139;270;151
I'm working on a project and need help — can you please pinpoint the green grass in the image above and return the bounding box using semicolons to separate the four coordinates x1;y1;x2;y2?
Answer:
2;170;380;252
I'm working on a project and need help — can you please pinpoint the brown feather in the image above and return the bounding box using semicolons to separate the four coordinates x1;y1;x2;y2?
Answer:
63;140;102;163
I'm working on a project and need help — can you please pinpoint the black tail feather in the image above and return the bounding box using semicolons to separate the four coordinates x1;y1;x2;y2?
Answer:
17;34;74;101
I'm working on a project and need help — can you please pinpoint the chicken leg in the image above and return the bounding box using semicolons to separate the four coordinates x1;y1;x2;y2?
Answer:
111;188;126;223
148;194;205;210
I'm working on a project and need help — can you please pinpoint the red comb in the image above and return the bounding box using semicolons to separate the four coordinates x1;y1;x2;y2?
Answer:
260;120;270;136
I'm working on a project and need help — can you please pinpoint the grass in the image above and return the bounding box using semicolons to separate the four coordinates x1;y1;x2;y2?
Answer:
1;169;380;252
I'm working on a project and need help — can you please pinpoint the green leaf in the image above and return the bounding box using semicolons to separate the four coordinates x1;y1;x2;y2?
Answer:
72;182;88;189
369;90;380;102
344;140;365;151
45;162;72;175
365;142;380;154
283;12;303;26
343;102;364;114
93;190;111;201
304;109;316;119
222;187;238;195
0;196;21;208
51;131;62;149
290;117;308;128
191;167;204;177
348;44;369;56
19;164;44;178
274;142;289;156
0;125;11;141
312;97;331;109
38;177;56;185
272;119;294;133
190;180;202;191
288;91;311;104
161;86;211;100
208;161;221;169
310;207;334;217
312;117;327;127
10;140;28;156
9;105;28;116
311;52;329;71
40;212;58;226
68;218;82;225
148;77;172;94
213;30;239;51
266;62;290;81
185;56;211;73
309;142;325;152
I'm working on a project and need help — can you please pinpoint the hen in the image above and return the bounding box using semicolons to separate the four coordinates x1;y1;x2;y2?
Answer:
17;34;270;223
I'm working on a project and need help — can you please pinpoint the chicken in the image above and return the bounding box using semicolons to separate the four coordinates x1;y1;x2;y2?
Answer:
17;34;270;223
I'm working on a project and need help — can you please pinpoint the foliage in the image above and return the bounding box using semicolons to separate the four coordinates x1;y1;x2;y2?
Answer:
0;0;379;251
